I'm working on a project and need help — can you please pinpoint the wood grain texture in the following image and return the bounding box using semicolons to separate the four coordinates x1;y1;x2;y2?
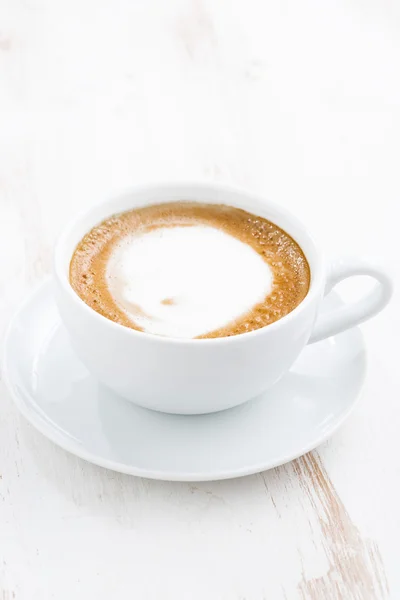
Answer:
294;454;389;599
0;0;399;598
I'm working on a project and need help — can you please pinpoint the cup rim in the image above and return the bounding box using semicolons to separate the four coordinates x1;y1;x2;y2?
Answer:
54;182;325;345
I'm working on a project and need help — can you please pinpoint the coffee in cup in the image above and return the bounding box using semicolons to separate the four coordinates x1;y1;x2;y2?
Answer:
55;184;392;413
69;202;310;339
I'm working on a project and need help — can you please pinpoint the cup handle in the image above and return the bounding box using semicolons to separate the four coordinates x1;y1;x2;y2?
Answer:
308;258;393;344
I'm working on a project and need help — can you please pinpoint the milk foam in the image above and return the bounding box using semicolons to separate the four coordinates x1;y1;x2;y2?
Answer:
106;225;273;338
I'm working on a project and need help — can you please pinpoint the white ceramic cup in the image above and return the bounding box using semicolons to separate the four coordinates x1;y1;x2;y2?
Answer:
54;183;393;414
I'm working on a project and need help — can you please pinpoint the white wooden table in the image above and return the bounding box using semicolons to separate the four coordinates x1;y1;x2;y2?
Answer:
0;1;399;598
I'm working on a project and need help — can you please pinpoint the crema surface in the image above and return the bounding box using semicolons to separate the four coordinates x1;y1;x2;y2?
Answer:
69;202;310;339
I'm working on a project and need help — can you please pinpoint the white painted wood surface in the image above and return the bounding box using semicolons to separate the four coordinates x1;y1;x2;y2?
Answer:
0;0;399;597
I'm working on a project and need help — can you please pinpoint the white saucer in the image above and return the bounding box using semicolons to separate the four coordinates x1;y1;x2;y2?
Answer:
3;281;366;482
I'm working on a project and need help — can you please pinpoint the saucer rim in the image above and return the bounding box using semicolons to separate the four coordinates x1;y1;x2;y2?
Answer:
2;280;367;482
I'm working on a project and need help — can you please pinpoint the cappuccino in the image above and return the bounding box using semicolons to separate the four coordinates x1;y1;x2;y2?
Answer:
69;202;310;339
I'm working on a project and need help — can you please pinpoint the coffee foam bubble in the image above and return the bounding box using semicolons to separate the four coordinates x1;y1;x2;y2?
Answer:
106;225;273;339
